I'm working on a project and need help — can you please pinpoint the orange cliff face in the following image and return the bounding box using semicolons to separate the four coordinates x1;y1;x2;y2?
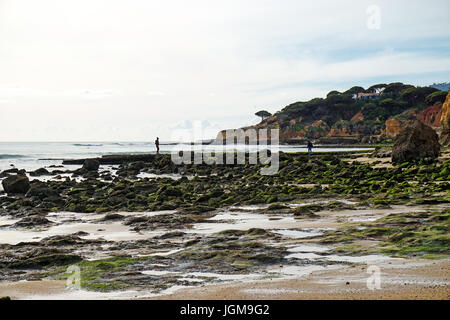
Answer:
417;104;442;128
440;91;450;146
382;118;411;138
350;111;364;122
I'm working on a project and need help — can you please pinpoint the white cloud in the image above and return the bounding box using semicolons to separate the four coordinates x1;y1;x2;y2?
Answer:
0;0;449;141
146;91;166;96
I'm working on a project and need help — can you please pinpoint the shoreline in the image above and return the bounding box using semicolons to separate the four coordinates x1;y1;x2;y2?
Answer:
0;148;448;300
1;259;448;300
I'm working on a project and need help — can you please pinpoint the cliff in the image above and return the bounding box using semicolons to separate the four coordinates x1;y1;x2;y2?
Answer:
417;104;442;128
440;91;450;146
215;83;448;144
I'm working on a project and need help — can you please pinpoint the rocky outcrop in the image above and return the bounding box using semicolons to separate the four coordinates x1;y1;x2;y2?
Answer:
63;154;158;165
440;91;450;146
30;168;50;177
373;147;392;158
392;120;440;163
2;174;31;194
82;159;100;171
417;104;442;128
383;118;408;138
25;183;59;200
213;84;447;144
350;111;364;122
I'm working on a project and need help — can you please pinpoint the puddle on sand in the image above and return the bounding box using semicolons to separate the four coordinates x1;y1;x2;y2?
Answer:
0;220;164;245
46;210;176;223
286;252;404;264
324;254;404;264
148;249;183;257
189;272;264;281
272;229;325;239
266;265;332;277
137;172;185;180
187;212;315;235
0;216;20;227
0;210;179;245
347;216;380;222
287;245;330;253
285;252;324;260
228;205;269;211
240;288;304;295
141;270;265;282
328;205;444;222
22;287;152;300
178;277;204;283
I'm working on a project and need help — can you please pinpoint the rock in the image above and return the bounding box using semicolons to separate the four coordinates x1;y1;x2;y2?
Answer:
292;206;319;218
25;183;58;199
14;215;52;227
440;91;450;146
101;213;125;221
156;231;185;239
82;159;100;171
73;231;89;236
2;174;30;194
2;168;19;174
7;253;82;269
392;120;440;163
83;171;99;179
267;203;289;210
373;147;392;158
29;168;50;176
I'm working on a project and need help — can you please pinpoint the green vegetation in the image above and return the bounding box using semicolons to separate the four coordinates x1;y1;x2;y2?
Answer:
259;82;442;140
425;90;448;106
54;256;141;292
255;110;272;121
320;208;450;258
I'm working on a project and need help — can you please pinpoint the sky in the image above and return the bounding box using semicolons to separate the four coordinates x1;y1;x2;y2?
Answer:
0;0;450;142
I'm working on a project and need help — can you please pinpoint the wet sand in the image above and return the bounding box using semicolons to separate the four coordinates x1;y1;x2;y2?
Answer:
1;259;447;300
1;201;448;300
152;259;450;300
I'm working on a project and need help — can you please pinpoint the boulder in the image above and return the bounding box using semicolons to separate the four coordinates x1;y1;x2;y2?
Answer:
392;120;440;163
25;183;59;200
2;174;30;194
14;215;53;227
82;159;100;171
30;168;50;176
440;91;450;146
373;147;392;158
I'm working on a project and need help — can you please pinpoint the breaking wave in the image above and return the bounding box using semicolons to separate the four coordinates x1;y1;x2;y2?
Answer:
0;154;27;159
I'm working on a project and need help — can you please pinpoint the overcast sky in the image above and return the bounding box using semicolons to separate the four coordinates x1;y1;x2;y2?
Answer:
1;0;450;142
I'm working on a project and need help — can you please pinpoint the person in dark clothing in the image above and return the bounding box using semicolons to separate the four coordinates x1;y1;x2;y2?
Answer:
307;140;313;155
155;137;160;154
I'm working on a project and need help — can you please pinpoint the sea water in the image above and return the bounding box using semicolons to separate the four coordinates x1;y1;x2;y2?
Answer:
0;142;373;172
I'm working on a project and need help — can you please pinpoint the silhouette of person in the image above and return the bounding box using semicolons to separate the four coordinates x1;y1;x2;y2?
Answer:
155;137;160;154
307;140;313;155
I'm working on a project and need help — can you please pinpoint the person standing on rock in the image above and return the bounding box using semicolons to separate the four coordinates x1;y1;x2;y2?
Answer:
155;137;160;154
307;140;313;156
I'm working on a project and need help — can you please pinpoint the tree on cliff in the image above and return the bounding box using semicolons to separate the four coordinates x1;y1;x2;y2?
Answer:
425;91;448;106
400;86;437;106
383;82;414;96
344;86;365;95
367;84;387;94
255;110;272;121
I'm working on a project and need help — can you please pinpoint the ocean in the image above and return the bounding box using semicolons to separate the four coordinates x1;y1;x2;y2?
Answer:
0;142;373;172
